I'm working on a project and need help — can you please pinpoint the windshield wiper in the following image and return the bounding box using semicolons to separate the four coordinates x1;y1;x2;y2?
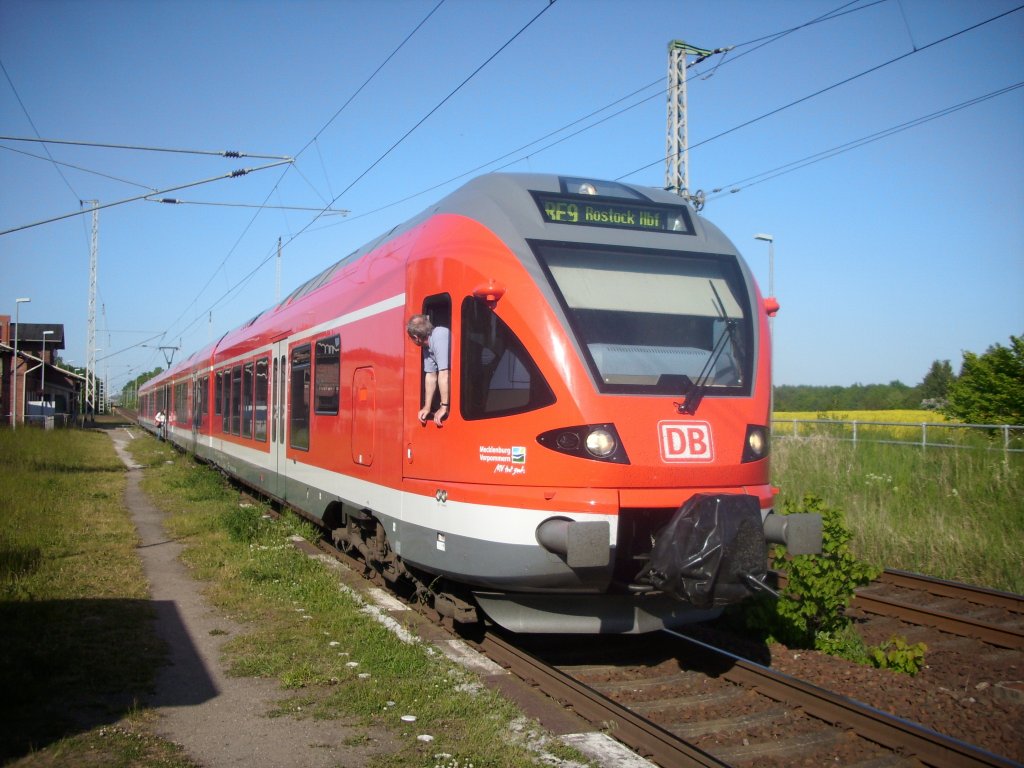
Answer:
676;281;737;415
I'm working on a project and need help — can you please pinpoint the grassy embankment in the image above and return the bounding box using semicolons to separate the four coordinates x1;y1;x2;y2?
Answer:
0;421;189;766
772;410;1024;593
0;423;585;768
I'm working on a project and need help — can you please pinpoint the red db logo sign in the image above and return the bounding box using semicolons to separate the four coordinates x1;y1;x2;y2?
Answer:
658;421;714;462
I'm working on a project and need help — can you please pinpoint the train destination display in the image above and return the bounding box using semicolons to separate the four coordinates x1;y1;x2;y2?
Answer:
533;193;694;234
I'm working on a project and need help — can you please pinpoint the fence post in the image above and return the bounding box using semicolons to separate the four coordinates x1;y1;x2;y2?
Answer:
921;422;927;449
852;420;858;445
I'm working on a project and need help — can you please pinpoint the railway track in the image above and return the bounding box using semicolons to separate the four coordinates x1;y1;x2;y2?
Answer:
287;519;1021;767
489;630;1018;768
853;570;1024;651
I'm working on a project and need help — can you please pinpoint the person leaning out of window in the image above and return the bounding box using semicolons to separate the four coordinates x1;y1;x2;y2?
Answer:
407;314;450;426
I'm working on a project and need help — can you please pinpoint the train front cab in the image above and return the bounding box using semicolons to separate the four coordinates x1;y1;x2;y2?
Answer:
397;189;821;634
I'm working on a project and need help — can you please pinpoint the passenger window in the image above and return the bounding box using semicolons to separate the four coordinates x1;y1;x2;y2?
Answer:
242;362;254;438
314;335;340;415
290;344;311;450
460;298;555;419
254;358;269;442
230;365;242;435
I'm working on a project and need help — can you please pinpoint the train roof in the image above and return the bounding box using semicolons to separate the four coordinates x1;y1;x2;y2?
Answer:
144;172;745;390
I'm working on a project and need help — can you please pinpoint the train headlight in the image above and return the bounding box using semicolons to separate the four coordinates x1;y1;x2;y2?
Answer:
585;428;617;458
742;425;769;463
537;424;629;464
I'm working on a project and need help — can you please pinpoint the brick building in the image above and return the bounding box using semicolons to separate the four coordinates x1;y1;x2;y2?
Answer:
1;315;84;427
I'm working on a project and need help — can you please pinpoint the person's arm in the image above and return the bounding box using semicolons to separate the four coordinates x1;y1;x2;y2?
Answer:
433;369;450;426
419;371;438;424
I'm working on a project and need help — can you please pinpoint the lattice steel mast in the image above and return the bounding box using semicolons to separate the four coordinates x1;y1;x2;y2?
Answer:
665;40;732;209
83;200;99;422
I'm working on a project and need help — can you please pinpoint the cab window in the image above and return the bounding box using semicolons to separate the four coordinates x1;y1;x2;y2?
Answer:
460;298;555;420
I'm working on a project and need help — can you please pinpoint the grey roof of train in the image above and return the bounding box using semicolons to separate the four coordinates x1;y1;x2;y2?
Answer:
278;172;742;311
426;173;739;256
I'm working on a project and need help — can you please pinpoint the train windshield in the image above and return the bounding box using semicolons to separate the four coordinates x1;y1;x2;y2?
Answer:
533;242;754;396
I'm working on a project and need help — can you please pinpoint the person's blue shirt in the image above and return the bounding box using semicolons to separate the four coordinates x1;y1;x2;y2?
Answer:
422;326;450;373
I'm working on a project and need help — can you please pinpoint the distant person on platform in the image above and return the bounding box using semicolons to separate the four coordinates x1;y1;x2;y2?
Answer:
406;314;449;426
155;410;166;439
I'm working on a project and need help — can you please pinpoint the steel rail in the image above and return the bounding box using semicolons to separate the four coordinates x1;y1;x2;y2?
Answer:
667;630;1019;768
857;571;1024;651
478;632;730;768
877;570;1024;613
776;569;1024;650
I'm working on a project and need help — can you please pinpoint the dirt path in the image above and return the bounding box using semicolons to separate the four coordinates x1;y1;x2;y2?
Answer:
108;428;391;768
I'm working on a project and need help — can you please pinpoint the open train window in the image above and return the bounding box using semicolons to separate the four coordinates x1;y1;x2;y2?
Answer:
416;294;451;416
290;344;311;451
460;298;555;420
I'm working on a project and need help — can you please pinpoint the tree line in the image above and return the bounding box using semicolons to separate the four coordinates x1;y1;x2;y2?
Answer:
775;333;1023;425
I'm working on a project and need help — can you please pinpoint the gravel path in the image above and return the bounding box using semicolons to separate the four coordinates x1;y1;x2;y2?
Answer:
109;428;394;767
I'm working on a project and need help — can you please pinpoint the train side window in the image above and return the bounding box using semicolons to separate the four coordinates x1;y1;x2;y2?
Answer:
230;365;242;435
460;298;555;420
271;358;278;443
219;371;229;432
290;344;311;450
242;362;254;438
254;358;269;442
314;335;340;415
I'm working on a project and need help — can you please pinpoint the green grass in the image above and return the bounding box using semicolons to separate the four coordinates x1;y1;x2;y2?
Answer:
772;435;1024;593
0;427;177;765
132;435;587;768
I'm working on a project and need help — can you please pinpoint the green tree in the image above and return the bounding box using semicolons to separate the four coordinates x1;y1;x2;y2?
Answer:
919;359;955;403
944;334;1024;424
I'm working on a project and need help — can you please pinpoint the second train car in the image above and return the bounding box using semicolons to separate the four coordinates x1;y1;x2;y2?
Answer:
138;172;821;633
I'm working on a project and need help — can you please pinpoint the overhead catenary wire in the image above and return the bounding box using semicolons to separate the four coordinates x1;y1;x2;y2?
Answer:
617;3;1024;182
0;135;291;160
0;159;294;236
705;81;1024;199
159;0;559;351
153;0;449;346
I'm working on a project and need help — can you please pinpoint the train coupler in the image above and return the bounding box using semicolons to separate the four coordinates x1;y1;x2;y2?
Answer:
638;493;767;608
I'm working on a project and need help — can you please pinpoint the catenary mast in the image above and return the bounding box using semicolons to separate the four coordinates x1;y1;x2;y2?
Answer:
665;40;732;208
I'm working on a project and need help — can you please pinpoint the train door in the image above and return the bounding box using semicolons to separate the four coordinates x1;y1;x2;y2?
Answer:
403;291;452;481
269;338;289;500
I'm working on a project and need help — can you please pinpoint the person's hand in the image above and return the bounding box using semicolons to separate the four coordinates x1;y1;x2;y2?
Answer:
432;404;447;426
418;406;430;425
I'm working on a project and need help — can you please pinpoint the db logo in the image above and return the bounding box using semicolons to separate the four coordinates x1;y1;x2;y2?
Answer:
658;421;714;462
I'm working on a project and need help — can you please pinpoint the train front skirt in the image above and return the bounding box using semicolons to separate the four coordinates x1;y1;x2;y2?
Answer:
475;493;770;634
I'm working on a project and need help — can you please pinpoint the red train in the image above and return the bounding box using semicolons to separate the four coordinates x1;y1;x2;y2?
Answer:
138;173;821;633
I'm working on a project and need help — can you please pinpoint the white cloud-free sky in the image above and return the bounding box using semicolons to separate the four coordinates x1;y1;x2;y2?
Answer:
2;0;1022;390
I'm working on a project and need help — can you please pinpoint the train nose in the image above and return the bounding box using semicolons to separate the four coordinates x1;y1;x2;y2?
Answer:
535;517;611;568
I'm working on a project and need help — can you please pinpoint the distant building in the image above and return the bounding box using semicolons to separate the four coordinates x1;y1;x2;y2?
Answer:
1;316;84;427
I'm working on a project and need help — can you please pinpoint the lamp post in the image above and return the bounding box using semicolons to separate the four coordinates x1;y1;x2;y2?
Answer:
41;330;54;415
754;234;775;420
753;233;774;299
11;297;31;429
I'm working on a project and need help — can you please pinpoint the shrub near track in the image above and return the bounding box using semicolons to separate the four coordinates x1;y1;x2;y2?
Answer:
0;426;192;767
129;433;584;768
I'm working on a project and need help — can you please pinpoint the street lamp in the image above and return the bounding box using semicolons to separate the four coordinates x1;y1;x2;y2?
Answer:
41;330;54;415
754;234;776;419
11;297;30;429
753;233;774;299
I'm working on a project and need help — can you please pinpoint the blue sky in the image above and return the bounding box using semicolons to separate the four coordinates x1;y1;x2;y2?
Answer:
2;0;1022;391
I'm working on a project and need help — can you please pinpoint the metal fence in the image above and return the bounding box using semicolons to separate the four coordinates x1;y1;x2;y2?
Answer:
771;418;1024;454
